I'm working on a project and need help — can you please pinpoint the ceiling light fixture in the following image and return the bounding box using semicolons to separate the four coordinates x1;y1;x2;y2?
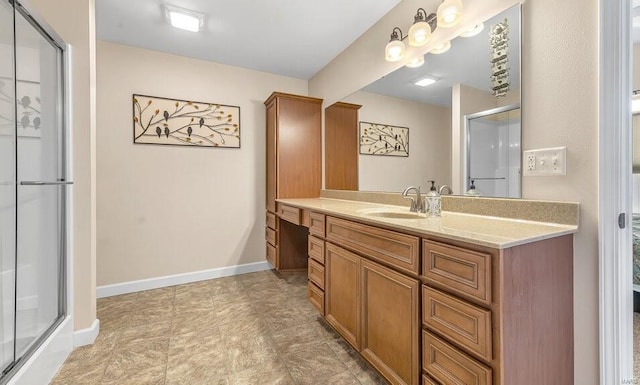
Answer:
460;23;484;38
437;0;464;28
430;40;452;54
408;8;437;47
405;56;425;68
385;27;406;62
414;76;438;87
164;4;204;32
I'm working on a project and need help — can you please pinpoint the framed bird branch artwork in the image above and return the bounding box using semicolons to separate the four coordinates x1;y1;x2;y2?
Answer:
132;94;241;148
359;121;409;157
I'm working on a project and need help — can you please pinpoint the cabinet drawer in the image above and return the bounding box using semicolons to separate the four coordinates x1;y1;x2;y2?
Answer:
423;286;492;361
266;243;277;267
266;211;277;229
423;331;492;385
308;258;325;289
308;235;325;264
266;227;277;246
326;216;420;275
309;212;326;237
280;204;301;225
422;240;492;305
308;281;325;315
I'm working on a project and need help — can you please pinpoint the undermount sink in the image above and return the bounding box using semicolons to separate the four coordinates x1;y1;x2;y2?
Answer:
358;208;425;219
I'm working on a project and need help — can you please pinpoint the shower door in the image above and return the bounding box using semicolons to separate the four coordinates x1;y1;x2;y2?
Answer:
0;0;16;375
466;104;521;198
0;0;68;380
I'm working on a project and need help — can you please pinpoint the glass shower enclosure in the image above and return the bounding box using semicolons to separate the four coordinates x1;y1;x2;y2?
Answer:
465;104;521;198
0;0;69;381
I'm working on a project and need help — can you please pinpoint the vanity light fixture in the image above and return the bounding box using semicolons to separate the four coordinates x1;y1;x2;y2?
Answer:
164;4;204;32
414;76;438;87
408;8;437;47
437;0;464;28
405;55;425;68
430;40;452;54
460;23;484;38
385;27;406;62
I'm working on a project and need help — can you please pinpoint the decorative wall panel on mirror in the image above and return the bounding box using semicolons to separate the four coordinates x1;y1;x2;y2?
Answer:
329;3;521;197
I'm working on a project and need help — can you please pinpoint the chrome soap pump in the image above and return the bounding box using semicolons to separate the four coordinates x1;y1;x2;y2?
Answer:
426;180;441;217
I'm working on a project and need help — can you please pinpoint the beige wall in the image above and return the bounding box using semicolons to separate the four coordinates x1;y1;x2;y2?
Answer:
28;0;97;331
342;91;451;192
96;41;307;286
309;0;600;383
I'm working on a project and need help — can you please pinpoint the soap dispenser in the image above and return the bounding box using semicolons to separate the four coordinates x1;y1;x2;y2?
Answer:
426;180;441;217
465;180;482;196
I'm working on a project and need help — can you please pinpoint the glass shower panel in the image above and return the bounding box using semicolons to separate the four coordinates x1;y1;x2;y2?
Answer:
14;8;63;358
0;0;15;372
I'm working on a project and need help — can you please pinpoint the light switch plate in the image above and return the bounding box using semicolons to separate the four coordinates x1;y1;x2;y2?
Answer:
522;147;567;176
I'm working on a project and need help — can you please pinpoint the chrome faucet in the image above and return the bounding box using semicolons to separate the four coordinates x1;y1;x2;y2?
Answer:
439;185;453;195
402;186;424;213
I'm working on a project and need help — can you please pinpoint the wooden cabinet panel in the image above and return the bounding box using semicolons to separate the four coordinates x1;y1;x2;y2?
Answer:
308;235;325;264
308;258;325;289
361;258;420;385
266;211;277;230
280;204;302;225
308;281;325;315
266;227;277;246
325;243;361;350
422;240;492;305
309;212;326;238
266;101;277;213
423;286;492;361
274;95;322;200
326;216;420;275
325;102;361;190
266;243;277;268
423;375;440;385
423;331;492;385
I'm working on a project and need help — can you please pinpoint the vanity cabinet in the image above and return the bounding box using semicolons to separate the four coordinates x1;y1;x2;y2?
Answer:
324;216;420;385
264;92;322;270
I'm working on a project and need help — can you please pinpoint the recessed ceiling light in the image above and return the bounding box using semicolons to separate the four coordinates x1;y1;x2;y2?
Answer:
414;76;438;87
164;4;204;32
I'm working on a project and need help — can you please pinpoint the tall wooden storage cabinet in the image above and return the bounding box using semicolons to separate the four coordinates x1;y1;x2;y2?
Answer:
264;92;322;270
324;102;361;190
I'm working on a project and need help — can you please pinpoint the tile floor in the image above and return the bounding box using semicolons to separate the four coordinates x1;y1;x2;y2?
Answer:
51;270;387;385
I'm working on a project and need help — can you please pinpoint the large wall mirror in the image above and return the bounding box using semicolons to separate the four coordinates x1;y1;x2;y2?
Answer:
325;4;521;198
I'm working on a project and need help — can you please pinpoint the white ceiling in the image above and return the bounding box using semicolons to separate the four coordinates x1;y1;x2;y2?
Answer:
95;0;401;80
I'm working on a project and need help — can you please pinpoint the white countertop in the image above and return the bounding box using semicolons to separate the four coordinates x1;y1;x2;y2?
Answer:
276;197;578;249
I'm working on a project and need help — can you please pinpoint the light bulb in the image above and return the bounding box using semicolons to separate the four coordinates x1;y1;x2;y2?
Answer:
405;56;425;68
437;0;463;28
430;40;452;54
385;40;405;62
408;21;431;47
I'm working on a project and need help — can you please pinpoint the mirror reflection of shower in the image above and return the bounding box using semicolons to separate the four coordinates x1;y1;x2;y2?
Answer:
465;104;521;198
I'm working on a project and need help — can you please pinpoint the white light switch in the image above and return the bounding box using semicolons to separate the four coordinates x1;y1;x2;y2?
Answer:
522;147;567;176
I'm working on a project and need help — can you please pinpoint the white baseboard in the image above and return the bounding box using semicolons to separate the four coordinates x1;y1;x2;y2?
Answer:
96;261;272;298
73;318;100;347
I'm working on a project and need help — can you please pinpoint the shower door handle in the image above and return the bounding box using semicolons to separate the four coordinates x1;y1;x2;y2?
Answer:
20;180;74;186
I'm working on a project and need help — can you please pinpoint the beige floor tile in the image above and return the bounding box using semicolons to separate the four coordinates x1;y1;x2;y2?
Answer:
50;359;109;385
268;320;329;355
102;338;169;383
117;321;172;347
228;358;295;385
323;370;363;385
137;286;176;302
226;335;278;372
218;314;269;343
166;347;230;384
171;310;219;335
101;364;166;385
169;327;223;357
281;342;350;385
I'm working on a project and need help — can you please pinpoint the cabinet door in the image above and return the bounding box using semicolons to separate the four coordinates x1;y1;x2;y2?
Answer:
361;259;419;385
325;243;360;350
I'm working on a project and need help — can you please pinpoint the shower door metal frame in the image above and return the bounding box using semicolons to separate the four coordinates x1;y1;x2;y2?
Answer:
0;0;70;383
463;103;521;197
